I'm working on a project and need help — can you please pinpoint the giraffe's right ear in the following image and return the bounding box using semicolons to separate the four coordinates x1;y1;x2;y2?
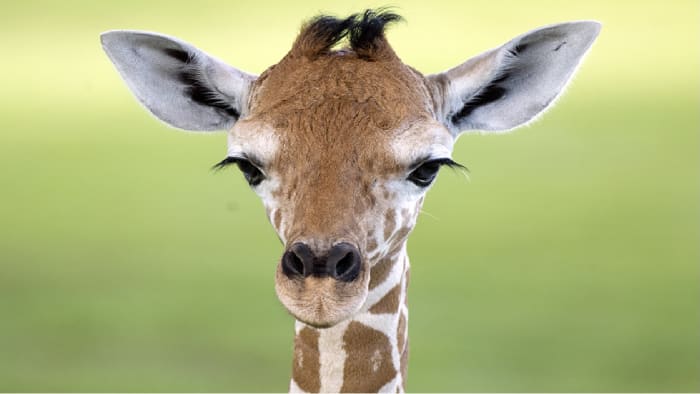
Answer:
427;21;600;136
101;31;256;131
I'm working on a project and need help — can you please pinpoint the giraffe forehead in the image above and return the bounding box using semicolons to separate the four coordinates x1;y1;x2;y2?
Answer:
227;120;280;162
251;52;431;109
246;51;435;152
390;120;455;164
228;51;452;226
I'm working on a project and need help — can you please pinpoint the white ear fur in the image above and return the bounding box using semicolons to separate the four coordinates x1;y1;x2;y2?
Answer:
101;30;256;131
427;21;601;135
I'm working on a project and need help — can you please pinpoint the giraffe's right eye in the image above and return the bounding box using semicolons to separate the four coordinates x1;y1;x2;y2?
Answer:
408;160;442;187
407;158;465;188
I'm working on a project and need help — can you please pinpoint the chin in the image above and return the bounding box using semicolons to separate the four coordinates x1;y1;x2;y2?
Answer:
275;266;369;328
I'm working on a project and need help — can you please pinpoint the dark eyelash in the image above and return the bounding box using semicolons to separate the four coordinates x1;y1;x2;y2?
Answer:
409;157;468;172
212;156;266;187
212;155;265;171
428;158;468;172
407;157;468;188
212;156;240;170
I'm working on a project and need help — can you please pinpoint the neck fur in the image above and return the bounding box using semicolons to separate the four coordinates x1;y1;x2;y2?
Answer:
289;245;410;393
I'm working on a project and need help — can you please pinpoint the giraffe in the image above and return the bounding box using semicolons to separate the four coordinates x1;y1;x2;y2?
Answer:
101;10;600;392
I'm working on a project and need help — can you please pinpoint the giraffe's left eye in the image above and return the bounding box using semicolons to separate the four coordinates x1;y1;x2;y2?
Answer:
213;156;266;187
236;159;265;186
407;158;463;187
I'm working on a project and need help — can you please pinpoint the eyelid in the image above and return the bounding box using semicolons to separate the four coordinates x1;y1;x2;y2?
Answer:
408;157;465;172
212;155;266;173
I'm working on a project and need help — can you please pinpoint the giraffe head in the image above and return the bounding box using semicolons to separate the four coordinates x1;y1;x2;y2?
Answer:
102;10;600;327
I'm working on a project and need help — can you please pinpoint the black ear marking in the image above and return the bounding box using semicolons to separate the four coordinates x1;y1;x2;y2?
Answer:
162;47;191;63
514;43;529;53
178;69;240;119
162;46;240;120
449;73;510;126
508;43;529;57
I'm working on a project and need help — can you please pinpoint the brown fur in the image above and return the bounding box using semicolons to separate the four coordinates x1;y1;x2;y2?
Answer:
293;327;321;392
247;33;434;245
245;13;437;389
245;10;441;328
249;54;433;245
341;321;397;392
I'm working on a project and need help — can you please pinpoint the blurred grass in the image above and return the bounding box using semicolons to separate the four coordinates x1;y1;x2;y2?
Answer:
0;0;698;392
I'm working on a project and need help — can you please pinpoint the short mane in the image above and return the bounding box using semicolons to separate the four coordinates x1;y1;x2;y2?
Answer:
292;9;402;60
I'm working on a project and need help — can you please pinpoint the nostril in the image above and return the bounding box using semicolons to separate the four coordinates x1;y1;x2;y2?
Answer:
282;250;305;277
282;243;316;278
327;243;361;282
334;252;355;278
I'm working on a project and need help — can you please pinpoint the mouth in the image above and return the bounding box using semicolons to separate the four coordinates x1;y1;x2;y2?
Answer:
274;263;369;327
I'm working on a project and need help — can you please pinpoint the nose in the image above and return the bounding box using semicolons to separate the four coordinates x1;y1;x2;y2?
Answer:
281;242;362;282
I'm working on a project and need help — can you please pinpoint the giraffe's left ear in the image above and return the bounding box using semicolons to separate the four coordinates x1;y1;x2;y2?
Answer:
427;21;600;136
101;30;256;131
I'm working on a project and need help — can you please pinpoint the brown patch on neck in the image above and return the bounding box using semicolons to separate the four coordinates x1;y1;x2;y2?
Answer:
292;327;321;392
341;321;397;392
369;284;401;314
369;256;397;290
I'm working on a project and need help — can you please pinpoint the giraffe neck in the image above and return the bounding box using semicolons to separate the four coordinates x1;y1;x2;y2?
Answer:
290;245;410;393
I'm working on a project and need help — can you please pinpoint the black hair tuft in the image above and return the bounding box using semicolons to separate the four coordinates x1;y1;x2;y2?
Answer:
349;9;402;54
296;8;403;59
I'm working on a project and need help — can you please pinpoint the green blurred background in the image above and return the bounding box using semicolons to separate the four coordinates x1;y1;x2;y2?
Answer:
1;0;698;392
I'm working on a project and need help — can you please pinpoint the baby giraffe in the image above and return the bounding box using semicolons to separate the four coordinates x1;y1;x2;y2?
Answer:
102;10;599;393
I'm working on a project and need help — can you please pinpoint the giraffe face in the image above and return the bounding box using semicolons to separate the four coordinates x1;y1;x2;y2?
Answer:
224;53;455;327
102;9;600;334
228;119;453;327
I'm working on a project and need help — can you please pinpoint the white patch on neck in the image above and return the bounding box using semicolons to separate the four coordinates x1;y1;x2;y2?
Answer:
294;319;305;335
318;320;350;393
289;378;305;393
378;374;402;393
